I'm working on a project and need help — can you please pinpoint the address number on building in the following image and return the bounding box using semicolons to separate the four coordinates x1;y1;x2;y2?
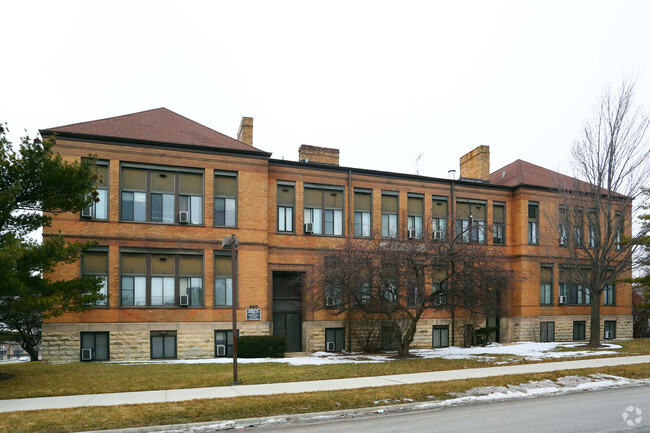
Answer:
246;308;261;321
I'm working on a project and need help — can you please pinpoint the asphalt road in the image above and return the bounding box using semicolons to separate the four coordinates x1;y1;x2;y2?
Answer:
239;385;650;433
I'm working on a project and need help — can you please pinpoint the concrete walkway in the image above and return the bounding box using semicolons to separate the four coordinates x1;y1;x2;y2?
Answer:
2;355;649;413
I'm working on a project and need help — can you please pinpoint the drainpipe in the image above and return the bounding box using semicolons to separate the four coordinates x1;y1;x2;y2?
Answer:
346;169;352;352
449;170;456;347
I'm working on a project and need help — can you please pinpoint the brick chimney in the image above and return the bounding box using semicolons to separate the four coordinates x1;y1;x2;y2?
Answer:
298;145;340;165
460;145;490;182
237;117;253;146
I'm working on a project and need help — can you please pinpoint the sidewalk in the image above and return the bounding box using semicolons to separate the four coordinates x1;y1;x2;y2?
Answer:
2;355;649;413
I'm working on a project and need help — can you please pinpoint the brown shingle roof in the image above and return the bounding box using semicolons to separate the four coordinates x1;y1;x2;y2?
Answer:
40;108;271;156
490;159;593;192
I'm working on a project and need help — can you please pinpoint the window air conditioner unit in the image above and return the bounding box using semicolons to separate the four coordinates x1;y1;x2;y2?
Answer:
408;229;417;239
81;206;93;218
81;348;93;361
216;344;226;356
433;230;443;240
179;211;189;224
604;331;613;339
304;222;314;234
179;295;189;306
558;295;567;304
326;341;335;351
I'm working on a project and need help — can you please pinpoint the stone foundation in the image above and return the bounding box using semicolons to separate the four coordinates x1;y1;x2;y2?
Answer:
42;321;272;363
501;315;632;342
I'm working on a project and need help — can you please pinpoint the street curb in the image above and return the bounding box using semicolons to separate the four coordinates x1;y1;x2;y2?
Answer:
79;381;650;433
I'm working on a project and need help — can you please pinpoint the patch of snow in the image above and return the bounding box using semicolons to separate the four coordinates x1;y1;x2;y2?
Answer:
153;374;650;432
106;341;624;366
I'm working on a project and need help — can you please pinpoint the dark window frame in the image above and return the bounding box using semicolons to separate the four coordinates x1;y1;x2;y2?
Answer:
303;186;345;236
528;202;539;245
214;171;238;228
456;199;487;244
81;248;109;307
82;159;109;220
119;252;204;307
119;164;204;225
277;182;295;233
540;321;555;342
604;320;617;339
432;196;449;241
540;264;553;305
353;189;372;238
573;321;586;341
492;202;506;245
381;191;399;239
432;325;450;348
80;331;110;361
150;331;177;359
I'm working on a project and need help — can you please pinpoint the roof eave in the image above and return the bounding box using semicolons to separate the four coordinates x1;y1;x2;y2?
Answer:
40;130;273;158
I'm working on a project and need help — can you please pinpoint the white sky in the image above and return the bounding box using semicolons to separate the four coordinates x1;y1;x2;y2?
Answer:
2;1;649;180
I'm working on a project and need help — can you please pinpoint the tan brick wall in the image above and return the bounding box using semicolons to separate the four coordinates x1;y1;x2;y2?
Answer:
460;145;490;181
298;145;340;165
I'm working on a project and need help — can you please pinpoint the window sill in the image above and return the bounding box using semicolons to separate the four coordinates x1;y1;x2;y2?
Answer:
80;218;110;222
118;220;205;227
276;231;296;235
303;233;345;238
213;305;236;309
214;225;239;229
119;305;206;308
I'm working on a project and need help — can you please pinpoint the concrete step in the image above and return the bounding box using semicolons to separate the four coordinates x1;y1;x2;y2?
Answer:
284;352;308;357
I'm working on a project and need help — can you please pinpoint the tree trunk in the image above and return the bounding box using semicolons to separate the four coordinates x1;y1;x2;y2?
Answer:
589;290;602;347
21;342;39;361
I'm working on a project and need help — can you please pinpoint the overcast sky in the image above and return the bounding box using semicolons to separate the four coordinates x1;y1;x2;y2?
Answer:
2;1;649;180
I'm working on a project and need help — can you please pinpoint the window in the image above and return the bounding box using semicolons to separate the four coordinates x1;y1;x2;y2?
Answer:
120;253;204;307
540;265;553;305
82;160;109;220
180;256;204;306
214;255;233;307
325;328;345;352
432;266;447;306
407;269;424;307
407;194;424;239
354;189;372;237
277;183;294;232
588;210;598;248
150;331;176;359
615;211;623;250
215;330;234;357
304;186;344;235
559;205;568;246
528;202;539;244
559;267;591;305
80;332;109;361
573;209;584;246
214;172;237;227
120;166;203;224
540;321;555;342
604;320;616;339
381;192;398;238
456;200;486;243
493;203;505;245
82;250;108;306
432;197;448;240
432;325;449;348
382;326;398;350
573;321;586;341
604;284;616;305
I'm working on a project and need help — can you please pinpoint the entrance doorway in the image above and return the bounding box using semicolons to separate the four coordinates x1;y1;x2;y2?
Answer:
272;271;303;352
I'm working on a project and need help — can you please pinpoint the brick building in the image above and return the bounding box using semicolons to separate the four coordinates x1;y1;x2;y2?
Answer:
40;108;633;362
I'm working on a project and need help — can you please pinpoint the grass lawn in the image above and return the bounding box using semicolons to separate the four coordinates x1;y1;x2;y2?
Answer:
0;339;647;400
2;363;650;433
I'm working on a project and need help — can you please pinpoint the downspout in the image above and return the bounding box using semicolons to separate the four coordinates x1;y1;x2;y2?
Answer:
450;173;456;347
346;169;352;352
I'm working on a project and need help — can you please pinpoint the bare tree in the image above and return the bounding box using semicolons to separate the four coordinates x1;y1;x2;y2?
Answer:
548;80;650;346
310;231;510;357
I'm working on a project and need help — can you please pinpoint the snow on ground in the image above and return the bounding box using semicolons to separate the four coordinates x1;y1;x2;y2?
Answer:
154;373;650;433
109;341;624;366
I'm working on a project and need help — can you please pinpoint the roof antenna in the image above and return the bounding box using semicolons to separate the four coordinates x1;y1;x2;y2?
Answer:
414;152;424;175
